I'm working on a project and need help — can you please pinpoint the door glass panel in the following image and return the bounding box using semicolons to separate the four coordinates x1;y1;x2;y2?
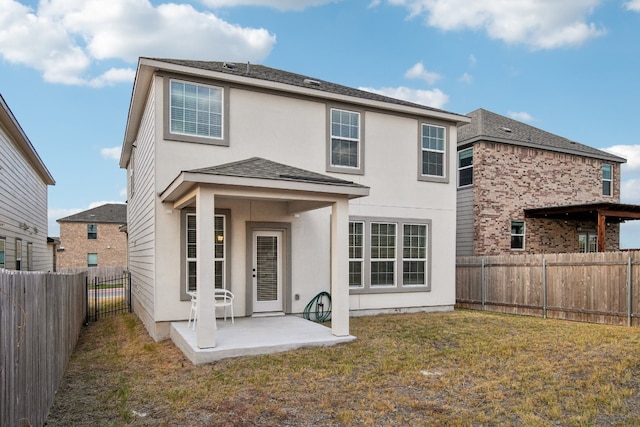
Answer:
256;235;278;302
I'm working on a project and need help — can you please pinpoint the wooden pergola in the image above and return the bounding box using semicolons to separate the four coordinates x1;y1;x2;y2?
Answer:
525;202;640;252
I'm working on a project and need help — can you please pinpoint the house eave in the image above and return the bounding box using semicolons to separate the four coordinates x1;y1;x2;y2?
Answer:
459;135;626;164
160;171;370;204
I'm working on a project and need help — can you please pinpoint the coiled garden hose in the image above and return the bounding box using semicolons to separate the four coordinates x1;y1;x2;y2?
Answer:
303;291;332;322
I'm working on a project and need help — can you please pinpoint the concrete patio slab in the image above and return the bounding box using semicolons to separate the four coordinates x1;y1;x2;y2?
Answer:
170;315;356;365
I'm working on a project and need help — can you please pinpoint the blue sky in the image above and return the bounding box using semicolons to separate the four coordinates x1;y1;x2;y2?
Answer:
1;0;639;247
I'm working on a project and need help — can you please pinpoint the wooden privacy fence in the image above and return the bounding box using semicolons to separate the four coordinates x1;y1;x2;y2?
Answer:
456;251;640;326
58;265;126;283
1;270;86;427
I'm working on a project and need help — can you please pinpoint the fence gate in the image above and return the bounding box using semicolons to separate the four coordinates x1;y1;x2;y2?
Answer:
85;271;132;323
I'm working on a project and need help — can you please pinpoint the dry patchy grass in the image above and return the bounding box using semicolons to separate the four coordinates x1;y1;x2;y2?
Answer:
46;310;640;426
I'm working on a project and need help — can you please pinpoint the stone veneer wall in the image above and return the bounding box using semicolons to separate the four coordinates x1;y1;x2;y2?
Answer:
57;222;127;268
473;141;620;255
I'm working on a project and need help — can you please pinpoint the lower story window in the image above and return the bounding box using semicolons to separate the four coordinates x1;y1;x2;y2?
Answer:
0;238;5;268
579;232;597;253
87;253;98;267
511;221;525;250
186;212;226;294
349;217;430;292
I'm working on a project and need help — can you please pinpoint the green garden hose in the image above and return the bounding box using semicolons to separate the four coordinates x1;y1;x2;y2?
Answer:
303;291;331;322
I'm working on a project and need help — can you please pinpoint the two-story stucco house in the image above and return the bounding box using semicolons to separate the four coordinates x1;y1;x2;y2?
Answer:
57;203;127;269
456;108;640;256
0;94;55;271
119;58;470;349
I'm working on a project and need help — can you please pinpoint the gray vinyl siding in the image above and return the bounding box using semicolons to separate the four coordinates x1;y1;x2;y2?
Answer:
0;125;50;271
456;186;474;256
127;78;157;317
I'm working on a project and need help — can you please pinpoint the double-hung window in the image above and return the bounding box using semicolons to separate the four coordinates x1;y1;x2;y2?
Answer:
420;124;446;180
185;212;227;294
87;253;98;267
15;239;21;270
168;79;226;145
370;223;396;287
0;238;5;269
602;164;612;196
328;108;363;174
87;224;97;240
458;147;473;187
27;243;32;271
349;221;364;288
350;217;430;293
511;221;525;250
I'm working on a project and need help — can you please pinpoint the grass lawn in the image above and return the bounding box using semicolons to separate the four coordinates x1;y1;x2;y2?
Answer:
46;310;640;426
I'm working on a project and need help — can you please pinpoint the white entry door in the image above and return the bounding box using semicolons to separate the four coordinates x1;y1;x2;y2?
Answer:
252;230;283;313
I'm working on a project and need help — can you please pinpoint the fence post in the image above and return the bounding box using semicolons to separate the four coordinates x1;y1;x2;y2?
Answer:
94;276;98;321
84;277;89;326
481;258;486;311
628;256;632;327
543;257;547;319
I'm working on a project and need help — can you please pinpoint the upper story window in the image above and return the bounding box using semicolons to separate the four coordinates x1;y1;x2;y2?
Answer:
602;164;612;196
88;224;97;240
166;78;228;146
419;124;447;182
510;220;525;250
327;108;363;175
458;147;473;187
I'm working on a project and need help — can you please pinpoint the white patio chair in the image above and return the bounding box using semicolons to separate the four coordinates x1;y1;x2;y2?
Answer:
187;291;198;330
214;289;234;324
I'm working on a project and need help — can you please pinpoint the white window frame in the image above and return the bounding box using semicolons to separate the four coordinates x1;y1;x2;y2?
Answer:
579;232;598;253
87;253;98;267
370;222;397;288
350;217;431;294
510;220;526;251
602;164;612;197
327;107;364;175
458;147;473;187
349;221;365;288
419;123;447;182
87;224;97;240
15;239;22;271
185;212;227;295
169;79;223;140
402;224;428;287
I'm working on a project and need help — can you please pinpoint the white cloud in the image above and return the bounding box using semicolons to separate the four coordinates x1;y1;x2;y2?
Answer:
0;0;276;86
468;53;477;67
602;145;640;172
459;72;473;84
101;146;122;160
358;86;449;109
383;0;605;49
508;111;535;122
404;62;441;85
621;178;640;204
625;0;640;12
201;0;338;10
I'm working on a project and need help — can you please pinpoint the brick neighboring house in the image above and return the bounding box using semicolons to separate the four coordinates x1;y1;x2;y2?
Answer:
57;203;127;268
456;108;640;256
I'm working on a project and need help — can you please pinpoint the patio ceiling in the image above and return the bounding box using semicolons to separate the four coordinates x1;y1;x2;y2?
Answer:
524;202;640;224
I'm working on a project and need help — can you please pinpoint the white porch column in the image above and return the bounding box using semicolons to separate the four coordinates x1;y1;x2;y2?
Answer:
330;198;350;336
196;186;217;348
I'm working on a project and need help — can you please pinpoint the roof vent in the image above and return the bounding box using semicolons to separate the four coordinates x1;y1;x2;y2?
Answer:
303;78;321;87
499;127;512;133
223;62;237;70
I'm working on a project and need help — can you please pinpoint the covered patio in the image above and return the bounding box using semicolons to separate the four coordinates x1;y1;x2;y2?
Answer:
525;202;640;252
170;315;356;364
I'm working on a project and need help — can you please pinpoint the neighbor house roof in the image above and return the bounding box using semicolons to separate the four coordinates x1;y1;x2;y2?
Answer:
57;203;127;224
0;93;55;185
121;58;470;168
458;109;625;163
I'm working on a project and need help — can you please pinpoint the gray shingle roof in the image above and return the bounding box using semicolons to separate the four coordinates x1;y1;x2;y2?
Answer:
458;109;625;163
149;58;465;118
189;157;367;188
57;203;127;224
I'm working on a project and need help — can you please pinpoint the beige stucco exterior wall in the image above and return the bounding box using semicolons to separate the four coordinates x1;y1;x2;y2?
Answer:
57;222;127;268
472;141;621;255
126;72;461;339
